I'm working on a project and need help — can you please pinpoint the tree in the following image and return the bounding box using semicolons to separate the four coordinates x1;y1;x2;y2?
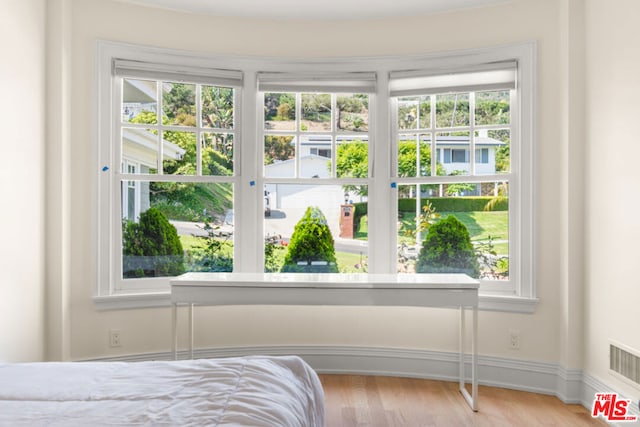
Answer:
163;83;196;125
122;207;185;278
130;102;234;220
444;170;476;196
335;141;368;196
264;93;296;122
202;86;234;129
416;215;480;278
264;135;295;164
281;207;338;273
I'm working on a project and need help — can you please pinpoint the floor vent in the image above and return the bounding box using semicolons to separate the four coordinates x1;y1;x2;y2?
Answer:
610;342;640;388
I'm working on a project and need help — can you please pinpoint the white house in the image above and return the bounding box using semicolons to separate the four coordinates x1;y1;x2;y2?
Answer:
434;134;505;176
121;128;185;221
121;79;186;221
267;134;505;178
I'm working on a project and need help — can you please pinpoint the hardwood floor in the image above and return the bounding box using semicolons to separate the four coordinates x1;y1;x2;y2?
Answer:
319;375;607;426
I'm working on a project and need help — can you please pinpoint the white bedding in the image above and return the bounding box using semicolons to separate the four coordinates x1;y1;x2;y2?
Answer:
0;355;324;427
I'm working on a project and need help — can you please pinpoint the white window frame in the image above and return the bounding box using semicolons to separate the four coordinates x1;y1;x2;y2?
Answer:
95;41;536;312
259;87;374;271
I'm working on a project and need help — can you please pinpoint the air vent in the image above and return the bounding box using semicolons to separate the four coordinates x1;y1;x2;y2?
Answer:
610;342;640;388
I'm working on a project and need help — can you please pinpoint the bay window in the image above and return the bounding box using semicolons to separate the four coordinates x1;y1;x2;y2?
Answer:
96;41;534;310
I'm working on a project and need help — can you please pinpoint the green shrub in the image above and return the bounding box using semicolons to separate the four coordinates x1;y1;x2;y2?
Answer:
122;207;185;278
398;197;508;213
185;221;233;272
281;207;338;273
416;215;480;278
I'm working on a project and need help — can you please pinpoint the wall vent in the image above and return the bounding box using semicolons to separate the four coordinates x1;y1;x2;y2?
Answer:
610;342;640;388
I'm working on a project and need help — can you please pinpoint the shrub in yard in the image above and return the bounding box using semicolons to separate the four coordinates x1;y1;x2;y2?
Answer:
416;215;480;278
281;207;338;273
122;207;185;278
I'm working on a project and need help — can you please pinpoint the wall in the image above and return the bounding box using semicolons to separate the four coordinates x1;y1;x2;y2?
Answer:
58;0;576;366
0;0;46;362
584;0;640;399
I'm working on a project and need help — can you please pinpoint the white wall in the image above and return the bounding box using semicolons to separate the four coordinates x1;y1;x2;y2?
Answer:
0;0;46;362
584;0;640;399
54;0;579;365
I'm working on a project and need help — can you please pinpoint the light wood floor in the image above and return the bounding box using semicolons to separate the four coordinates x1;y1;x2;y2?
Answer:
319;375;607;426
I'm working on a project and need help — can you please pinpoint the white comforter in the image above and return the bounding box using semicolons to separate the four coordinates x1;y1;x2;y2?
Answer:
0;355;324;427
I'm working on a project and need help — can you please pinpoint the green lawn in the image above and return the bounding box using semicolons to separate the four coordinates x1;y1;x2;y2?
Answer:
336;251;368;273
398;211;509;255
178;209;505;269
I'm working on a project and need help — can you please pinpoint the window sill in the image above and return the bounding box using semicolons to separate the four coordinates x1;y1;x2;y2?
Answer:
93;292;171;310
479;294;539;313
94;291;538;313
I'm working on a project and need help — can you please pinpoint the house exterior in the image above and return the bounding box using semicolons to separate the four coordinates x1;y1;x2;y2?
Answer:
121;79;186;221
264;133;504;208
433;134;504;176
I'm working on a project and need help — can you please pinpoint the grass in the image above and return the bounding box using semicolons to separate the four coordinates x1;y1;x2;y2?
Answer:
177;208;506;269
398;210;509;255
336;251;368;273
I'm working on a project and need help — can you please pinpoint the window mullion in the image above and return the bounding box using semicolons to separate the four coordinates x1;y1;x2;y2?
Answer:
195;84;202;176
156;81;164;175
368;71;393;274
469;92;476;175
236;70;258;273
430;95;437;177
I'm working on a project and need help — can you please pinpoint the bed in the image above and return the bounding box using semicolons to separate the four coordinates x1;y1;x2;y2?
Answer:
0;355;324;426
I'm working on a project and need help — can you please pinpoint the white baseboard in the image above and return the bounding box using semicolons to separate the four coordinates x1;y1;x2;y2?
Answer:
89;344;639;423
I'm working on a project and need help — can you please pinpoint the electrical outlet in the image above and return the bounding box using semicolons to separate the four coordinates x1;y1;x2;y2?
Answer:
508;329;520;350
109;329;122;347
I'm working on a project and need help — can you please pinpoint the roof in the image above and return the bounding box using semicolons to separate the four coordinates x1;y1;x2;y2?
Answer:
296;134;505;147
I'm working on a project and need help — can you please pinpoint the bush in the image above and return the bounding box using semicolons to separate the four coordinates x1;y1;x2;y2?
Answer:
185;221;233;272
122;207;185;278
398;196;508;213
416;215;480;278
281;207;338;273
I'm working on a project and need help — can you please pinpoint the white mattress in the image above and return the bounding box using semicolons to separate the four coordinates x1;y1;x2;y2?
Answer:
0;355;324;427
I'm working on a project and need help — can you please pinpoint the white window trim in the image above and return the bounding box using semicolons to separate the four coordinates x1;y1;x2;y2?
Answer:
95;40;536;313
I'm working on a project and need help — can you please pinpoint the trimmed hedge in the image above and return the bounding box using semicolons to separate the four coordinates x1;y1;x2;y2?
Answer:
122;207;185;278
352;202;367;234
416;215;480;278
398;196;508;213
281;207;339;273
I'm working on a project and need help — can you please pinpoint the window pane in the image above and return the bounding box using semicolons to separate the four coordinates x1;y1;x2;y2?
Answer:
202;132;233;176
202;85;234;130
264;135;295;177
162;82;196;127
398;97;418;130
475;129;511;174
263;184;368;273
162;131;195;175
122;78;157;124
397;95;431;130
301;93;331;131
436;93;469;128
419;96;431;129
121;181;234;278
475;90;510;126
300;135;332;178
337;94;369;132
122;128;160;174
436;132;470;176
398;134;432;177
397;182;508;280
336;139;368;179
264;92;296;131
